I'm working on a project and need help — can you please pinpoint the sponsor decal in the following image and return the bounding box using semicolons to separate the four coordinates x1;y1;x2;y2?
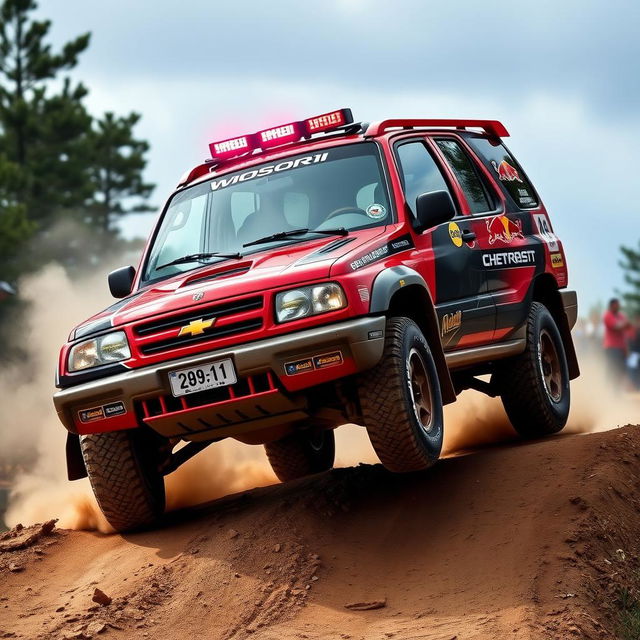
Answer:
517;188;535;206
441;310;462;337
78;406;104;423
532;213;559;252
313;351;344;370
486;215;524;245
285;358;314;375
349;234;414;271
104;401;126;417
482;249;536;268
193;291;204;302
448;221;463;247
285;351;344;375
366;203;387;220
550;252;564;268
178;317;215;337
491;159;523;182
210;152;329;191
78;401;127;424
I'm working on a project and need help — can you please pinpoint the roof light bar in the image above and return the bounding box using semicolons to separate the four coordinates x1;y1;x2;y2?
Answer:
305;108;353;134
209;134;257;160
208;108;354;161
257;121;306;149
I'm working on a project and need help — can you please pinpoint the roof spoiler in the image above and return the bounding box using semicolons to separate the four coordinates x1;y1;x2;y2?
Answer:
365;119;509;138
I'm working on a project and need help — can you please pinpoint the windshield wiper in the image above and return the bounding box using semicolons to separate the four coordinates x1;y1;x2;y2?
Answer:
243;227;349;248
157;252;242;270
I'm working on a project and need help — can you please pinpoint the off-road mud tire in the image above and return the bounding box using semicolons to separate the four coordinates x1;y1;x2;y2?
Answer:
264;429;335;482
495;302;570;438
358;317;444;473
80;430;165;532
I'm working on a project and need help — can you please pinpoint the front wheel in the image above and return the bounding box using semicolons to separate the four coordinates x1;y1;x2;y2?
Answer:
80;429;165;532
264;428;335;482
358;317;444;473
495;302;570;438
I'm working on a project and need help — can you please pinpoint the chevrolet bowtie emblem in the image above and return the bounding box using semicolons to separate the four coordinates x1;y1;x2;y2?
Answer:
178;317;215;337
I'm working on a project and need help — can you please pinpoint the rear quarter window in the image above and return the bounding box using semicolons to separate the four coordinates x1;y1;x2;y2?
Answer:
468;137;539;209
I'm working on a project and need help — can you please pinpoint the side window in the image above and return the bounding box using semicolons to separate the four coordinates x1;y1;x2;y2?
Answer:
469;137;539;209
435;139;494;214
395;141;454;215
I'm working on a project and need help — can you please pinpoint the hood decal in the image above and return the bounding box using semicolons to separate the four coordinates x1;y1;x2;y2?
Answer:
349;233;414;271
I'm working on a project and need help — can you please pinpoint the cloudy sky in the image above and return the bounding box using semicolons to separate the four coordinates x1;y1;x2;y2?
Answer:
40;0;640;311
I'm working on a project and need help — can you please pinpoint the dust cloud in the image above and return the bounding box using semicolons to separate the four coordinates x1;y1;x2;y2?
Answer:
442;352;640;455
1;264;277;533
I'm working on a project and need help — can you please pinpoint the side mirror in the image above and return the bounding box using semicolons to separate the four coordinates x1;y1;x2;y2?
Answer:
414;190;456;231
108;266;136;299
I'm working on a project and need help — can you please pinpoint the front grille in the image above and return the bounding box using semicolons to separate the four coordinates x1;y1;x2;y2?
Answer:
135;296;263;336
139;318;262;355
133;295;264;357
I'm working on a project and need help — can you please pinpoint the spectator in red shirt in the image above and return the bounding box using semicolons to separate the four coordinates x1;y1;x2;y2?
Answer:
603;298;630;385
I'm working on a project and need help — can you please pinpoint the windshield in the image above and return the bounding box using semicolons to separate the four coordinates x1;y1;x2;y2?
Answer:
142;142;391;284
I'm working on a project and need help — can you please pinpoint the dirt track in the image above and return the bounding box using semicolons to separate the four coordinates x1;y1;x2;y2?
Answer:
2;425;640;640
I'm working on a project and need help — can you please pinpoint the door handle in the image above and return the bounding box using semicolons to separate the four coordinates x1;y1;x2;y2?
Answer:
461;230;476;243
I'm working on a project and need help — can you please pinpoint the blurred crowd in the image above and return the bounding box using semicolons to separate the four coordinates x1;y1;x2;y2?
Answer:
574;298;640;391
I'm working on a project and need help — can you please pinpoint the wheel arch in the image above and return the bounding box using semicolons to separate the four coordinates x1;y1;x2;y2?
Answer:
370;267;456;404
531;274;580;380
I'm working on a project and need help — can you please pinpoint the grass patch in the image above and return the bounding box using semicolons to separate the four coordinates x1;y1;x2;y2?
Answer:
618;586;640;639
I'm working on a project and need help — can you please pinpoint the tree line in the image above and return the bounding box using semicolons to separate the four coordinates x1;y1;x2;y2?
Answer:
0;0;153;288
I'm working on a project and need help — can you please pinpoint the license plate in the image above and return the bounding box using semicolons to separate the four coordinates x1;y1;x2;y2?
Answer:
168;359;237;397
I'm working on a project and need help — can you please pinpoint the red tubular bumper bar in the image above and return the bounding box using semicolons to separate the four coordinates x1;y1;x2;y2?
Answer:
365;119;509;138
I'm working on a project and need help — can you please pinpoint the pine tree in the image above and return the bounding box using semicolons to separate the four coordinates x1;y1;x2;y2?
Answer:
87;111;154;235
0;0;92;219
0;0;154;278
620;242;640;316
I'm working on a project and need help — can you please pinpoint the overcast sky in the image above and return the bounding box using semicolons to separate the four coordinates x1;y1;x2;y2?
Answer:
40;0;640;311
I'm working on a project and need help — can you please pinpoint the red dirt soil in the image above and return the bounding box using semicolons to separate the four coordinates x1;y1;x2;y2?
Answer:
2;425;640;640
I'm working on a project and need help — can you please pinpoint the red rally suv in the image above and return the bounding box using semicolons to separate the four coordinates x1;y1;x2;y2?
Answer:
53;109;579;532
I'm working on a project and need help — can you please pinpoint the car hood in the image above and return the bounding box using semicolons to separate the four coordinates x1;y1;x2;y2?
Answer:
71;228;385;340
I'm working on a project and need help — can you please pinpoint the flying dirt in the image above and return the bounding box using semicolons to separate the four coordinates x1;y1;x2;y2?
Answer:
2;424;640;640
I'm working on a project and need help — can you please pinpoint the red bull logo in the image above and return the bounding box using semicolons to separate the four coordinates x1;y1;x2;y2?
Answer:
491;159;522;182
486;215;525;245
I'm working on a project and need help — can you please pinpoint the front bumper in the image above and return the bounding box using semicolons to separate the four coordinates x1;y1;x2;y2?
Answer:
53;316;386;440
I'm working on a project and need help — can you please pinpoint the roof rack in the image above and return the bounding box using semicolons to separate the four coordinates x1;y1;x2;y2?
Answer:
365;119;509;138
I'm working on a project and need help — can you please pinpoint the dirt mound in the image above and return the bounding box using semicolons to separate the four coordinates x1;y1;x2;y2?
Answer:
2;426;640;639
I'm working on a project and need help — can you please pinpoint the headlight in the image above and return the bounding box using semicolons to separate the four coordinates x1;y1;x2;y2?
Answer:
68;331;131;372
275;283;346;323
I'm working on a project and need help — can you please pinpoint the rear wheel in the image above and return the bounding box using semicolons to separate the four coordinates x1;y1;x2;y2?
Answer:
358;317;444;472
80;429;165;532
264;428;335;482
495;302;570;438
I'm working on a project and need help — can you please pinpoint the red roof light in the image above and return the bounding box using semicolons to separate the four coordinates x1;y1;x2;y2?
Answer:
209;135;257;160
305;108;353;134
257;122;305;149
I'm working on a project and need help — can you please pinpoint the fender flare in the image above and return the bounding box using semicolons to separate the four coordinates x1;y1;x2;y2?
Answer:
369;266;456;404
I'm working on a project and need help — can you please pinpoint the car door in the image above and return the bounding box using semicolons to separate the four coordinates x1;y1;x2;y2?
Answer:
394;137;495;350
